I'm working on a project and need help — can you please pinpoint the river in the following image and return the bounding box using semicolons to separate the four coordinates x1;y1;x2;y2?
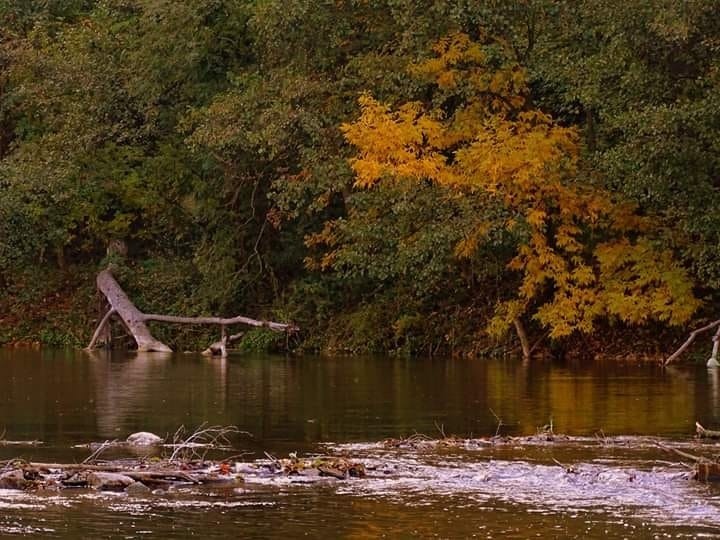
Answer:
1;349;719;538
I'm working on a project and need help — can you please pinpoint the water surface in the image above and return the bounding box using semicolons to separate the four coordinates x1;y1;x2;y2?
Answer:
1;350;719;538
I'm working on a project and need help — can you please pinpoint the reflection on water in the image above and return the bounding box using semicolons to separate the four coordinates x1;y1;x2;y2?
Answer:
1;349;719;538
0;349;717;448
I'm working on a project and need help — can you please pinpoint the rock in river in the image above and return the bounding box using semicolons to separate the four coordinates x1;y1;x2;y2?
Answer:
0;469;29;490
126;432;163;446
125;481;152;496
87;472;135;491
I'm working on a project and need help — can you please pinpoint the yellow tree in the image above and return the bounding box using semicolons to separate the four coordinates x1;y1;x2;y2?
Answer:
340;33;698;359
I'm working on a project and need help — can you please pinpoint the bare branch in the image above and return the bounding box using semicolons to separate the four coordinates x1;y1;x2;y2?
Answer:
143;313;295;332
85;308;116;350
664;319;720;365
83;439;117;464
202;332;244;357
168;424;243;463
90;268;297;353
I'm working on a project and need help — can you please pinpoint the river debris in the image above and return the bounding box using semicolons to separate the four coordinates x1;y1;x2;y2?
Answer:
0;430;43;447
0;453;368;493
379;421;720;484
0;439;43;447
267;452;366;479
655;438;720;482
380;427;572;451
0;423;366;493
72;424;248;460
696;422;720;439
168;424;245;461
0;458;241;492
5;420;720;494
378;419;720;453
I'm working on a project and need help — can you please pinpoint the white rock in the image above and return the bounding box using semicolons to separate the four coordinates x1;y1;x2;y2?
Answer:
126;432;163;446
87;472;135;491
0;469;28;490
125;481;152;496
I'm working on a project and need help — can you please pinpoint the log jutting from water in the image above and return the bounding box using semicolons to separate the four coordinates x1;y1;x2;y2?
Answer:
663;318;720;367
86;268;297;354
696;422;720;439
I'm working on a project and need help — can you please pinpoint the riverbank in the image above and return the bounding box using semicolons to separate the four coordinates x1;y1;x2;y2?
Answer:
0;263;700;362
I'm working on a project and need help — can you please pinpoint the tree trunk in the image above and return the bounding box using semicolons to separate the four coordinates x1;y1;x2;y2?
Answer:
96;269;172;352
664;318;720;366
696;422;720;439
514;318;531;361
88;268;297;353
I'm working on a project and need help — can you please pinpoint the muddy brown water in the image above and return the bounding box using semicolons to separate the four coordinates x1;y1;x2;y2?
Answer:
1;349;720;538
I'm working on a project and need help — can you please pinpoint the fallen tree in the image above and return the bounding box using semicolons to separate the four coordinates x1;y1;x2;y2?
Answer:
663;319;720;366
86;268;297;355
696;422;720;439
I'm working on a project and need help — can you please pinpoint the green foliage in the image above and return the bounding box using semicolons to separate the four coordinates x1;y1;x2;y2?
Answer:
37;328;80;348
532;0;720;289
119;257;217;349
237;328;283;353
0;0;717;357
0;264;95;347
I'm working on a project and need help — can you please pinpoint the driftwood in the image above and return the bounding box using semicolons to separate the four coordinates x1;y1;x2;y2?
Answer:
655;437;720;482
664;318;720;366
3;462;192;475
87;268;297;354
202;332;244;357
0;439;42;447
0;461;230;491
696;422;720;439
0;453;367;492
655;441;703;463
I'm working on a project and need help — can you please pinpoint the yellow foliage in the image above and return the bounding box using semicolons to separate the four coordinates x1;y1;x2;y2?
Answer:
305;221;340;271
341;33;699;339
454;221;491;259
596;239;700;326
410;32;527;113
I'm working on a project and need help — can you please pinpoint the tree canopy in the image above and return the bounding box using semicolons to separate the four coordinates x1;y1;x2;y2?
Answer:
0;0;717;356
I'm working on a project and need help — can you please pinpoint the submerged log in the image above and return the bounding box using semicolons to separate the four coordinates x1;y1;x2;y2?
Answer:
9;461;219;488
0;438;43;447
88;268;297;353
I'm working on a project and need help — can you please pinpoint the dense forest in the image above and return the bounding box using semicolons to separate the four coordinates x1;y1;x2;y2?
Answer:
0;0;718;359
